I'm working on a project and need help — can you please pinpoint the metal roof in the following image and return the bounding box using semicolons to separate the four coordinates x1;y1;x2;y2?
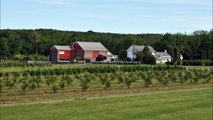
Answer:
155;52;172;59
75;41;108;51
51;45;71;50
126;45;156;53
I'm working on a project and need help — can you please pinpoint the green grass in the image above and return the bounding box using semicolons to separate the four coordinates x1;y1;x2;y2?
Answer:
1;88;212;120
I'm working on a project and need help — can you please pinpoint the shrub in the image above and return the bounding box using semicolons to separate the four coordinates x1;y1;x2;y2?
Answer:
52;83;59;93
80;78;90;91
80;74;91;91
103;78;111;90
62;75;73;85
0;78;3;93
143;74;152;87
59;79;66;89
20;80;28;94
181;60;213;66
28;78;37;90
124;76;133;89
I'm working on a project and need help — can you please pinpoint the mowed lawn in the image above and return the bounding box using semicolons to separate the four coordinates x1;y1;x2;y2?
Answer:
1;88;212;120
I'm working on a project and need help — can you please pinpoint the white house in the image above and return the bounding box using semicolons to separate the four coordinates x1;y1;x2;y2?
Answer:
126;45;156;60
126;45;173;64
155;50;172;64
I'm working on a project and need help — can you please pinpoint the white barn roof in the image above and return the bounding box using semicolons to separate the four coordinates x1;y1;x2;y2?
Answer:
75;41;108;51
155;52;172;59
126;45;156;53
51;45;71;50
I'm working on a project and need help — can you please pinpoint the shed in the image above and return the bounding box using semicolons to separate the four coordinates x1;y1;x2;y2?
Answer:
50;45;74;64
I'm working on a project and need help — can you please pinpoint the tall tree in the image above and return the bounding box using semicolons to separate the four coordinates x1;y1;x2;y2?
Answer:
0;38;10;59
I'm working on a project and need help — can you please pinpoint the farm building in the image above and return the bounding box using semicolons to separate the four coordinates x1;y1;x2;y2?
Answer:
50;45;74;64
126;45;173;64
72;41;109;60
126;45;156;60
155;50;172;64
50;41;115;63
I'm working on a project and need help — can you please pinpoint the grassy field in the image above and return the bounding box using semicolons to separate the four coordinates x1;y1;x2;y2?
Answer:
1;88;212;120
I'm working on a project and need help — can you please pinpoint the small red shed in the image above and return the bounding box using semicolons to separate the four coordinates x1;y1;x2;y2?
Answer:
50;45;74;64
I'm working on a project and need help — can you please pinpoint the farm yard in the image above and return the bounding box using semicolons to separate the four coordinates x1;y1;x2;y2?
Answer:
1;0;213;119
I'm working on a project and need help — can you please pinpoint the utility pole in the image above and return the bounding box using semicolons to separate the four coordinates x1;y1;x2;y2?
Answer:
132;39;136;61
35;39;39;64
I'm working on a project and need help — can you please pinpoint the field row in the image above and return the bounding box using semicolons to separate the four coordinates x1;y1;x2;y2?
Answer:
1;68;212;95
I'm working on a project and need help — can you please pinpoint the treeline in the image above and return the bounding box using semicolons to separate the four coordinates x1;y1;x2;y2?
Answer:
0;29;212;60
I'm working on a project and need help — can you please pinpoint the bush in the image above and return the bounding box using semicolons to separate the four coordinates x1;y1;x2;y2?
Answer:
181;60;213;66
80;75;91;91
124;76;133;89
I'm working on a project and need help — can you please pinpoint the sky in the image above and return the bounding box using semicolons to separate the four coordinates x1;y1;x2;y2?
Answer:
1;0;212;34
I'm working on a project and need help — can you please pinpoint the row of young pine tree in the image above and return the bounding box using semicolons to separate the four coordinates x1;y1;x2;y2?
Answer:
0;66;212;94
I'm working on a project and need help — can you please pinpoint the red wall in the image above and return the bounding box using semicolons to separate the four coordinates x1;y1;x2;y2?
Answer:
92;51;100;58
59;50;73;60
70;51;75;59
72;43;83;50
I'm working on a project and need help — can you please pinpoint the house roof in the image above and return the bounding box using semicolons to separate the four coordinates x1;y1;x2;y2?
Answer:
75;41;108;51
100;53;118;59
51;45;71;50
155;52;172;59
126;45;156;53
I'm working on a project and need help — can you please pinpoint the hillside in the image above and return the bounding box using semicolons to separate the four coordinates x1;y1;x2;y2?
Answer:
0;29;212;60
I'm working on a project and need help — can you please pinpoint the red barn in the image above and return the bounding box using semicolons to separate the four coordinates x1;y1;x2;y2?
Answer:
50;45;74;64
72;41;108;60
50;41;110;64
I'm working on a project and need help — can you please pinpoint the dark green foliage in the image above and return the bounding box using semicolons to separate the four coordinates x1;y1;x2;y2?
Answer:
154;31;213;61
19;65;184;77
59;79;66;89
135;45;156;64
28;78;37;90
124;76;134;89
143;54;156;65
20;80;28;94
135;51;143;62
0;29;162;60
1;29;212;61
4;75;15;89
142;45;156;65
62;75;73;85
178;60;213;66
162;77;169;86
52;83;59;93
143;74;152;87
0;65;212;94
0;61;51;67
80;74;91;91
117;74;124;83
0;78;3;93
46;76;59;93
103;78;111;90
